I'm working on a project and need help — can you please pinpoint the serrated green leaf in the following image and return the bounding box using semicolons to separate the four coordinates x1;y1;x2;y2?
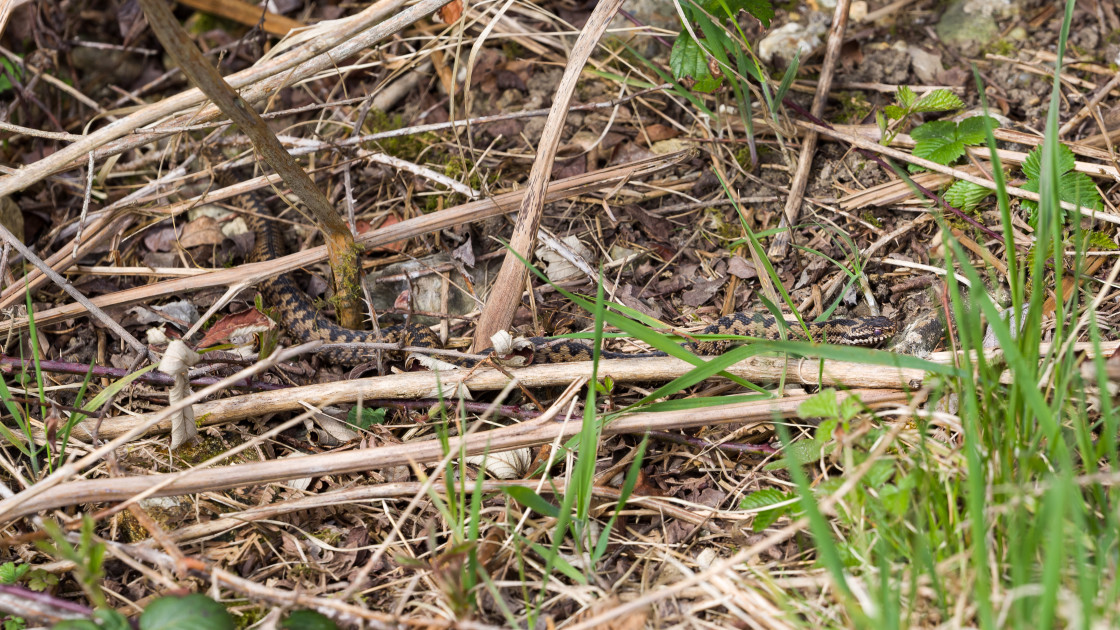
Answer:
1087;231;1119;251
838;394;863;422
764;439;825;470
140;594;234;630
704;0;774;27
346;406;387;429
1059;172;1103;211
912;120;967;165
944;179;994;212
739;488;791;511
865;460;895;487
502;486;560;518
1022;145;1043;180
0;562;27;585
896;86;917;109
740;489;794;531
751;505;786;531
281;611;338;630
910;120;954;140
816;418;839;442
883;105;906;120
669;32;722;93
1022;143;1075;180
26;570;58;592
798;389;839;420
956;115;999;144
1021;144;1103;215
913;88;963;113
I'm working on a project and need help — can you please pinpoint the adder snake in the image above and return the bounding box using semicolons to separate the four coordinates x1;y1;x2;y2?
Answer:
235;184;896;366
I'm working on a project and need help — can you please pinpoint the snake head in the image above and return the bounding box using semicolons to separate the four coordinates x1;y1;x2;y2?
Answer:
845;316;896;345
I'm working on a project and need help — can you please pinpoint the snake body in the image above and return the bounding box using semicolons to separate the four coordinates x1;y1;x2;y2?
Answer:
237;186;895;367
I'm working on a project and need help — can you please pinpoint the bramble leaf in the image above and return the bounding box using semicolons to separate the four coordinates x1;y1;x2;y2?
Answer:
913;88;963;113
1021;144;1103;216
944;179;994;212
670;32;723;93
798;388;839;420
703;0;775;28
740;488;793;531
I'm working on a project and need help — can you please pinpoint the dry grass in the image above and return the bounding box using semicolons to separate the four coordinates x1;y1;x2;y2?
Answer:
0;0;1118;628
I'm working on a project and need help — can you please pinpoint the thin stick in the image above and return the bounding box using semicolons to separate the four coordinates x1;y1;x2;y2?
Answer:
0;389;909;518
0;342;318;521
767;0;851;259
0;0;429;197
471;0;627;350
0;151;690;334
0;221;152;362
64;354;927;443
139;0;366;329
797;119;1120;227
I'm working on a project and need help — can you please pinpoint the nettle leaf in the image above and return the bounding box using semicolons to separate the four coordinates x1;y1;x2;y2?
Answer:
670;32;722;93
944;179;994;212
798;388;839;420
703;0;775;27
913;88;963;113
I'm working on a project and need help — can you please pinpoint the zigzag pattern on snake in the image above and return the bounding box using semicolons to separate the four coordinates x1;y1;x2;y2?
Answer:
234;183;896;367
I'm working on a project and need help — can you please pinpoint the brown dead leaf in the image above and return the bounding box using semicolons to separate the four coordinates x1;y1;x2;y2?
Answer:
614;284;663;320
727;255;758;280
393;289;411;311
370;214;407;252
144;225;180;252
45;403;63;452
623;205;671;242
435;0;463;23
643;123;680;143
198;307;274;347
630;469;662;497
452;235;476;267
178;216;225;249
682;276;728;307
